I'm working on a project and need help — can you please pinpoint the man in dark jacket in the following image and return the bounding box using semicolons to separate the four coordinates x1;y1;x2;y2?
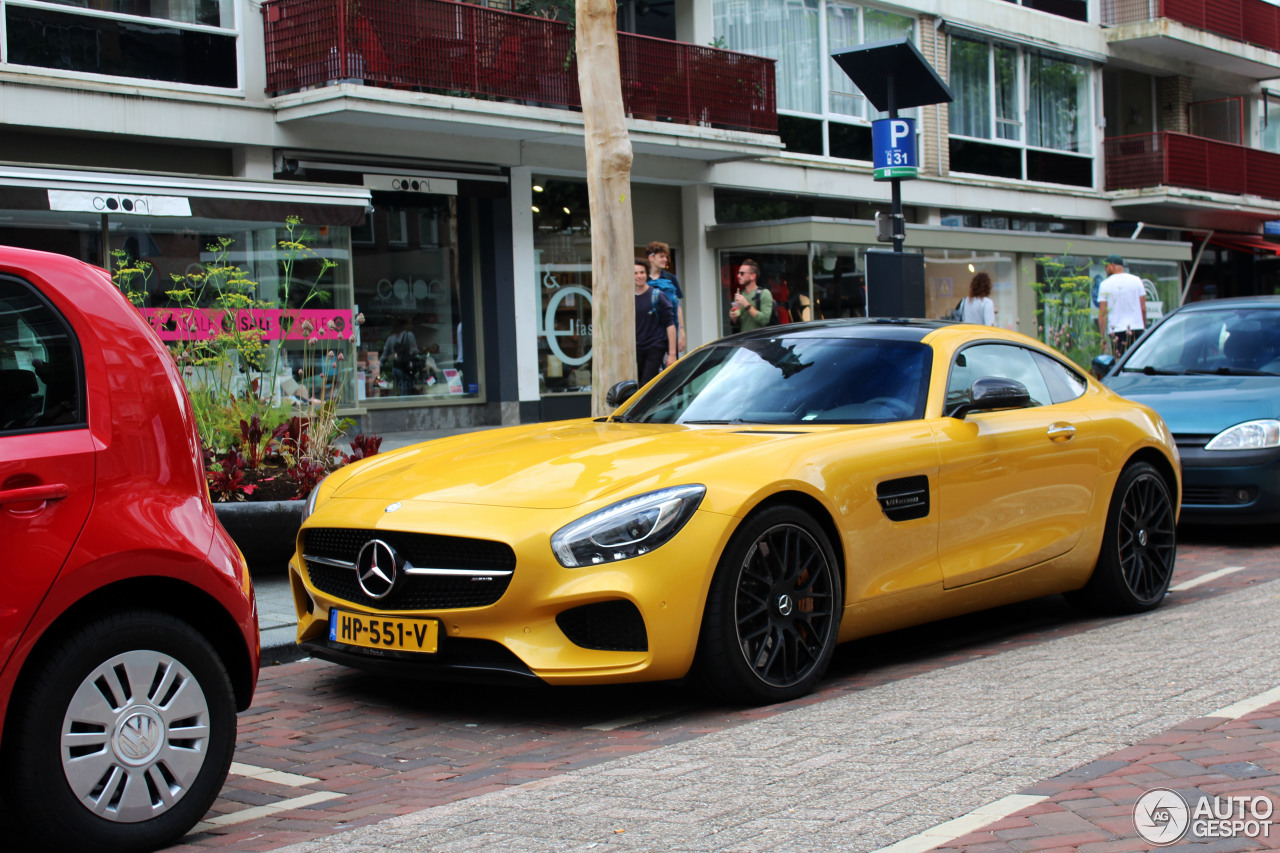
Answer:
634;260;676;385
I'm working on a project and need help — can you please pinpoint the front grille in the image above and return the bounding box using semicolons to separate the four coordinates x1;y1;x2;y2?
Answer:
556;600;648;652
303;527;516;611
1173;434;1213;451
1182;485;1257;506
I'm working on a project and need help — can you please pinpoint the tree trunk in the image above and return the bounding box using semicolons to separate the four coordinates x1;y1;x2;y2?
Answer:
575;0;635;417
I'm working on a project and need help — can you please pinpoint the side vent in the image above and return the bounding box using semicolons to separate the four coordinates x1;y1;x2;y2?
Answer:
876;476;930;521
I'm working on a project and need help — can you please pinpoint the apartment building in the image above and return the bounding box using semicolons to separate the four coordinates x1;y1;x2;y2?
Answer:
0;0;1273;431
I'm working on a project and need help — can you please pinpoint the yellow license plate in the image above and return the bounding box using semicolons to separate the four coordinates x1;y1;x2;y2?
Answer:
328;610;439;653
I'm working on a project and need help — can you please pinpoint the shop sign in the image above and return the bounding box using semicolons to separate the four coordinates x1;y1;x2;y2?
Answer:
140;308;355;342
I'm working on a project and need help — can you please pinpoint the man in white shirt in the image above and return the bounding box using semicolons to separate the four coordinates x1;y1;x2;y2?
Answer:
1097;254;1147;356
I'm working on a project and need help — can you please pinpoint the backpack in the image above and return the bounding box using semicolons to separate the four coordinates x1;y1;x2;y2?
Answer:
944;299;964;322
751;289;787;326
392;332;415;371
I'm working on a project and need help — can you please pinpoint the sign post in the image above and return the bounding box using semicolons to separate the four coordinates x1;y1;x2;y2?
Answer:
832;38;952;316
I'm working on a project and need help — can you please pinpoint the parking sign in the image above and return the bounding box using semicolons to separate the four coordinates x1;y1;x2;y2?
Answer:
872;118;917;181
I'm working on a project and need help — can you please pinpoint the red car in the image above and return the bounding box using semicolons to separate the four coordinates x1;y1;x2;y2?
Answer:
0;246;259;852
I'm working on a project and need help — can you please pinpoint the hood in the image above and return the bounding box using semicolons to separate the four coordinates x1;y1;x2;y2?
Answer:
1105;373;1280;434
330;420;806;509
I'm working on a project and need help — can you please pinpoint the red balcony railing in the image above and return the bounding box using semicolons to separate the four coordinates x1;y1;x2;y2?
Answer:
1105;132;1280;200
1103;0;1280;53
261;0;777;134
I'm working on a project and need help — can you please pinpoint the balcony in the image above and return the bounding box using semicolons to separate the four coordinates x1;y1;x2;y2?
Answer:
1105;132;1280;200
1102;0;1280;77
261;0;777;135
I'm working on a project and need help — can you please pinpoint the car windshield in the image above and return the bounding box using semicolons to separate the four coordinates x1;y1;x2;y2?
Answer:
622;336;932;425
1123;307;1280;376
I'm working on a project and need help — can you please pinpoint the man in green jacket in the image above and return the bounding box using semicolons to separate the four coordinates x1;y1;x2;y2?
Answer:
729;258;772;331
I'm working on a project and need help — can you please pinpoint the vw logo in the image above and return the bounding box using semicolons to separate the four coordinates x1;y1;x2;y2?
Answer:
113;708;163;765
356;539;401;599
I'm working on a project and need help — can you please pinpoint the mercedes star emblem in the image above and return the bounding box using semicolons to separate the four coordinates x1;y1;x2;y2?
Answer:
355;539;401;599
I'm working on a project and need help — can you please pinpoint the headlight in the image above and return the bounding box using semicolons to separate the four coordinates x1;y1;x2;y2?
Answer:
300;473;329;522
551;485;706;568
1205;420;1280;451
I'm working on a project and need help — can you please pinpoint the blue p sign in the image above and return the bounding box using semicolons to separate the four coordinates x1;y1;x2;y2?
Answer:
872;118;918;181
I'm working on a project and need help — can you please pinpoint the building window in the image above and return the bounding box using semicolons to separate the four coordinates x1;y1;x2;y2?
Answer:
1003;0;1086;22
714;0;914;161
948;34;1093;187
1262;92;1280;153
353;197;475;404
533;179;594;396
5;0;239;88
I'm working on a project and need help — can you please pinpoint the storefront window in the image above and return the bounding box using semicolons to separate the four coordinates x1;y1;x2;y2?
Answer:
808;243;865;320
100;217;355;409
534;180;594;395
353;196;475;404
924;252;1016;330
717;246;812;336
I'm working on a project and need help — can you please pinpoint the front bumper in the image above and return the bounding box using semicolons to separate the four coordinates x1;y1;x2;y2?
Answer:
289;499;735;685
1175;440;1280;524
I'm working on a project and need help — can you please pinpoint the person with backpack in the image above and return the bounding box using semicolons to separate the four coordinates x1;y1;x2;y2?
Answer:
634;259;676;385
380;315;419;397
729;258;774;331
646;241;686;355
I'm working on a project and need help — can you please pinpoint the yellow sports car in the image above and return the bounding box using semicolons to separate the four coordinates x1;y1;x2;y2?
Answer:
291;320;1180;704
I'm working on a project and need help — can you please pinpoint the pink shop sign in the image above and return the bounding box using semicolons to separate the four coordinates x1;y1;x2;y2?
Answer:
140;308;354;342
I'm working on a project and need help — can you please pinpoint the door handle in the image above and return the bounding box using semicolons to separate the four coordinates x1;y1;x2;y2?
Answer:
1046;423;1076;443
0;483;70;506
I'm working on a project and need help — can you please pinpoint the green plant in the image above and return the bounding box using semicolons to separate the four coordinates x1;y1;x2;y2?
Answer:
1029;254;1101;369
112;219;375;501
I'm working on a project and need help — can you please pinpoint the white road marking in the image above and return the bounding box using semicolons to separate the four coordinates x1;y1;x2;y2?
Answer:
868;794;1049;853
1171;565;1246;591
193;791;346;832
1208;684;1280;720
229;761;322;788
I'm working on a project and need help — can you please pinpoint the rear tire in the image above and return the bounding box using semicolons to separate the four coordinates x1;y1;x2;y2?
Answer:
4;610;237;853
696;505;842;705
1069;462;1177;614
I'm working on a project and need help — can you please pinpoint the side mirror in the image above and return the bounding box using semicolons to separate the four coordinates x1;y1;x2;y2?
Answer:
948;376;1031;419
606;379;638;408
1091;354;1116;380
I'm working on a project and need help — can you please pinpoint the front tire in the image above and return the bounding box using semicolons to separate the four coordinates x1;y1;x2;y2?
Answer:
696;505;842;704
5;610;237;853
1071;461;1177;614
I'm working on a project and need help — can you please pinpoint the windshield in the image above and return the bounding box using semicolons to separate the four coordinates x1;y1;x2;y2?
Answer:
622;336;932;425
1124;307;1280;376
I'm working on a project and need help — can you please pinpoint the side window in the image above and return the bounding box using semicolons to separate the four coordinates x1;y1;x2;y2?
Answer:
0;276;85;433
1032;350;1088;403
946;343;1053;410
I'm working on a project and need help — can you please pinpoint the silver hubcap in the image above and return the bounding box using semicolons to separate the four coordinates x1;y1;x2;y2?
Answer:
61;650;211;823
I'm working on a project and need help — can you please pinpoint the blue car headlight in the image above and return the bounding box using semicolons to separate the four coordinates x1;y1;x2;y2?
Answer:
1205;420;1280;451
551;485;706;568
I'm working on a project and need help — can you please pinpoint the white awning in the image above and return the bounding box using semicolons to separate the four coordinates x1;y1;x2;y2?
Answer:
0;164;372;226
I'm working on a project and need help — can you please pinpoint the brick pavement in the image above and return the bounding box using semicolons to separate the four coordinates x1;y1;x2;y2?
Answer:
4;528;1262;852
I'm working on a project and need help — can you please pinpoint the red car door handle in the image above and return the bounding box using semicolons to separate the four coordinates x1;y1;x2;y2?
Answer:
0;483;70;506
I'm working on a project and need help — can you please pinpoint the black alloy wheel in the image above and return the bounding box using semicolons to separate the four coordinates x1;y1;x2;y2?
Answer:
1071;461;1177;614
698;505;842;704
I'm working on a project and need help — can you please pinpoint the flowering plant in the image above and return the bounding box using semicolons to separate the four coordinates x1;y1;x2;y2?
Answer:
113;218;379;501
1029;253;1102;369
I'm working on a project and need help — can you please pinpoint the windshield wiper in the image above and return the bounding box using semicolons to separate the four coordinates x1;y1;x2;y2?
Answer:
1186;367;1279;376
1122;365;1184;375
680;418;752;425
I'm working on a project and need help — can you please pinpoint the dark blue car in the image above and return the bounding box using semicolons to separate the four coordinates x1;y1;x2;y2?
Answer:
1096;296;1280;524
